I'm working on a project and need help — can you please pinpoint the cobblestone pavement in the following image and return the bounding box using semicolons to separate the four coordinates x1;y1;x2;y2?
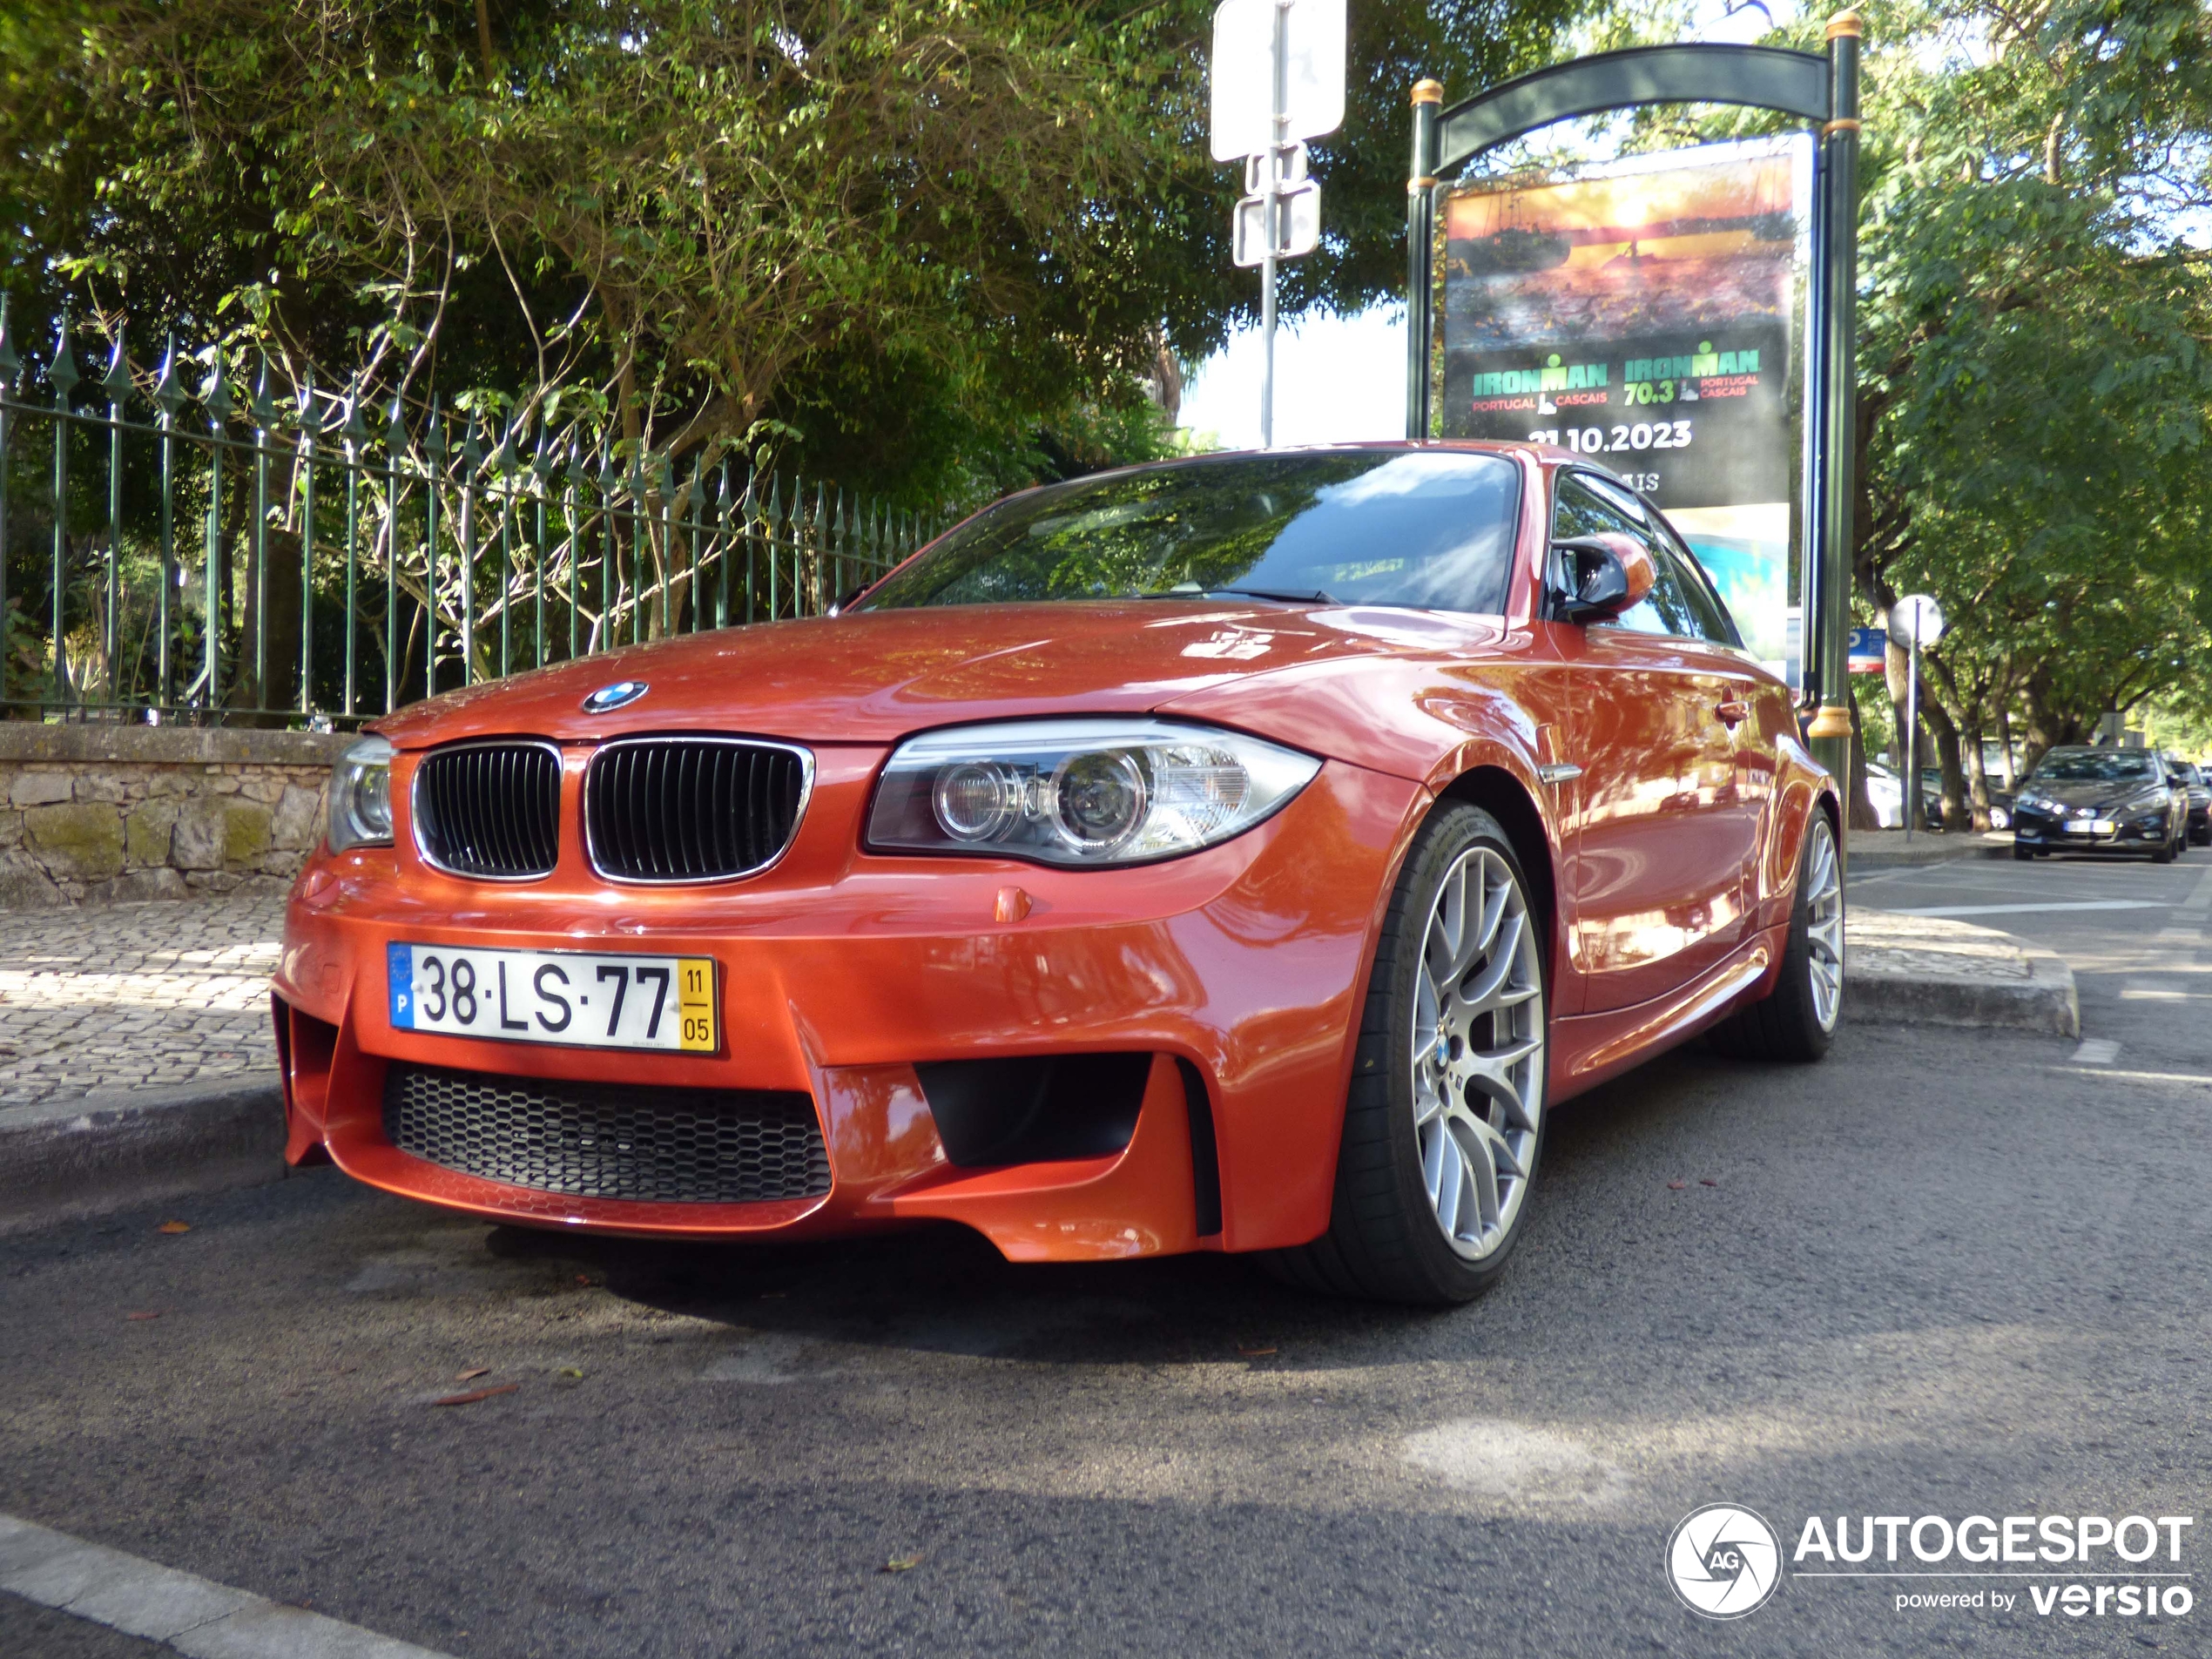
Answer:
0;890;2056;1112
0;895;285;1106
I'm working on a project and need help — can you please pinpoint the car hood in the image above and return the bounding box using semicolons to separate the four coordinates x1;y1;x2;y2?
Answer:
370;602;1501;749
2024;778;2166;808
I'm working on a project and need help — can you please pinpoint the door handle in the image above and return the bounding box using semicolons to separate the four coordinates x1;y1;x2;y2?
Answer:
1715;699;1750;727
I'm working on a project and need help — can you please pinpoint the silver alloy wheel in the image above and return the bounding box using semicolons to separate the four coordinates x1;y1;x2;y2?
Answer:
1804;815;1845;1031
1410;846;1545;1260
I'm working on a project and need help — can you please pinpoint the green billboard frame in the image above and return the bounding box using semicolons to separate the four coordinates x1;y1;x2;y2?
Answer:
1405;17;1863;753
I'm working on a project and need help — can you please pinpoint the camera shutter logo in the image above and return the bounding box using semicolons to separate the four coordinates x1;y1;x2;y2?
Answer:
1667;1503;1784;1619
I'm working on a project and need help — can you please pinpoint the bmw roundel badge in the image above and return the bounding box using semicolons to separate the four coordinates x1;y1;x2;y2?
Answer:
583;679;648;713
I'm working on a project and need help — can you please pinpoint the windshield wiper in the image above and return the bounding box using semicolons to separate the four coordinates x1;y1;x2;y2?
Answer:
1201;586;1338;605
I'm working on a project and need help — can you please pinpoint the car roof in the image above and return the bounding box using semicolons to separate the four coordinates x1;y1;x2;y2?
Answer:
1030;439;1590;494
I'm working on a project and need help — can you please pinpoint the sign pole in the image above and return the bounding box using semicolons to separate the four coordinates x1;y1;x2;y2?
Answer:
1905;607;1921;841
1214;0;1342;440
1260;0;1293;447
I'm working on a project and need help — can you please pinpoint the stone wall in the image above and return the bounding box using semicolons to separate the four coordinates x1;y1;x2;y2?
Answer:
0;725;353;908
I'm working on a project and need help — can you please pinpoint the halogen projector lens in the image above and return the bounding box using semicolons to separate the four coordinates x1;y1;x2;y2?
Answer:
1053;751;1147;850
354;764;392;839
933;762;1017;841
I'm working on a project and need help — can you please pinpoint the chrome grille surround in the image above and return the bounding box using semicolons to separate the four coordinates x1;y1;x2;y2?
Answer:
583;735;813;884
409;738;563;880
382;1062;832;1204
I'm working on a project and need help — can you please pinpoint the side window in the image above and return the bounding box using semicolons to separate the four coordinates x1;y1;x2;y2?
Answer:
1550;472;1701;638
1649;516;1743;648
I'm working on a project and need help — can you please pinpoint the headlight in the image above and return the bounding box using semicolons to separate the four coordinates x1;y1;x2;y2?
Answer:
866;718;1321;867
327;734;395;852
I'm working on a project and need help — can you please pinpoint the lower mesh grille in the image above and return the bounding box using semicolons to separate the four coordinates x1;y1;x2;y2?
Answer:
382;1063;831;1204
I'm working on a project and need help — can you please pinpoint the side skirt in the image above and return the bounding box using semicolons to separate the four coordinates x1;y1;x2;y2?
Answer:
1548;924;1790;1103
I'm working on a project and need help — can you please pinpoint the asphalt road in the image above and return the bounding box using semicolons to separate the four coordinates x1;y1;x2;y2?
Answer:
4;852;2210;1659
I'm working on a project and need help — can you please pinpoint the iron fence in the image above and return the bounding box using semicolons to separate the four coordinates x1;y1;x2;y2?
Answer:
0;303;948;726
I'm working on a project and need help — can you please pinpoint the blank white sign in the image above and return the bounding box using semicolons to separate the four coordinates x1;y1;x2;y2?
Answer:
1232;182;1323;266
1210;0;1347;162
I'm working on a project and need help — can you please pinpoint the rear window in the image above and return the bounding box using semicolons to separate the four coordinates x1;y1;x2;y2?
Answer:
861;451;1523;615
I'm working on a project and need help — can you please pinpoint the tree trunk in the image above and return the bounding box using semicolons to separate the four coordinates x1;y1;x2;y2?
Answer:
229;525;302;725
1846;683;1882;832
1920;695;1973;831
1963;713;1993;830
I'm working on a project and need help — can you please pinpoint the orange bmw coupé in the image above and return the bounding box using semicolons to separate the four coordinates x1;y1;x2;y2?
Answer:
273;443;1844;1304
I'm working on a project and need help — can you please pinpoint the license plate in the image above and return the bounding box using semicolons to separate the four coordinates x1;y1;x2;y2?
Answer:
2084;819;2116;834
388;944;718;1053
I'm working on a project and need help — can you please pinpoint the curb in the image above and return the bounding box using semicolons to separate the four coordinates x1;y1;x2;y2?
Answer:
1844;911;2080;1038
0;1075;287;1236
1846;833;2015;870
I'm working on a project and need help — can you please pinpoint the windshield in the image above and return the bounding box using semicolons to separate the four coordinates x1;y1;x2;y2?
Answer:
2030;750;2159;783
860;450;1522;614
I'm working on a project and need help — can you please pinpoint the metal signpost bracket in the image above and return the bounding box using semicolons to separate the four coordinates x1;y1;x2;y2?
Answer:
1404;17;1863;837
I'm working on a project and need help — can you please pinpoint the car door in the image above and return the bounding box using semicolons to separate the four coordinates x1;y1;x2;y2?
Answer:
1548;471;1764;1014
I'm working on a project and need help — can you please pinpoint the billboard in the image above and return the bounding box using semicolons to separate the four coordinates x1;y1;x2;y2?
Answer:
1437;137;1814;680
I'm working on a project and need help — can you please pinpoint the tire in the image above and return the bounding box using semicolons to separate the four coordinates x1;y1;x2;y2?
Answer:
2013;840;2034;861
1265;804;1548;1305
2153;825;2179;865
1709;809;1844;1062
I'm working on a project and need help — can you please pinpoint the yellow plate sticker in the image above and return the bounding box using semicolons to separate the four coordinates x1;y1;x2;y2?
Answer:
677;957;718;1052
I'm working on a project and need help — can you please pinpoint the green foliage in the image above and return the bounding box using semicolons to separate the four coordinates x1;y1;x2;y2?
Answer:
1839;0;2212;803
1;0;1590;507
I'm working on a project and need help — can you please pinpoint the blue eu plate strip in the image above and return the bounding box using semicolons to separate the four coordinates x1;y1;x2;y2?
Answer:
388;943;415;1029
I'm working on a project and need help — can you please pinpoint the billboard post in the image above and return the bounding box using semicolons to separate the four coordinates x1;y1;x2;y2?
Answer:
1804;13;1863;804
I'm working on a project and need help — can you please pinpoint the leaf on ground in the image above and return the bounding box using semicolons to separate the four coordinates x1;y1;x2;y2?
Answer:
575;1275;592;1286
880;1555;924;1574
1668;1180;1688;1190
432;1383;519;1407
1699;1177;1719;1187
1237;1345;1278;1357
455;1366;491;1382
157;1220;192;1234
125;1311;161;1322
556;1366;584;1379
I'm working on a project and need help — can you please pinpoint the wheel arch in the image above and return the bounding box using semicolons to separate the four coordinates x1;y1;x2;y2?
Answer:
1434;765;1560;988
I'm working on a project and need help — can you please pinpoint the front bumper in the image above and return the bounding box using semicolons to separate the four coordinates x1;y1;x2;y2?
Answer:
2011;808;2169;849
273;751;1422;1260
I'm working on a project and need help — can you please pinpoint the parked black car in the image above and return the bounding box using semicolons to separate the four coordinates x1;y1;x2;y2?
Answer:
2167;755;2211;846
2013;746;2190;861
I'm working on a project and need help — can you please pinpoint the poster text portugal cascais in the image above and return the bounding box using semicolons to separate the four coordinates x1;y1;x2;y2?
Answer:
1440;138;1811;677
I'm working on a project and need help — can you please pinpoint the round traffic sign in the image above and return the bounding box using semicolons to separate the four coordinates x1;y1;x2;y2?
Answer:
1887;594;1946;647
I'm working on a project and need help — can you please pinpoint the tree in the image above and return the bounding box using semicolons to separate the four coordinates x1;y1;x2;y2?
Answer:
1;0;1590;507
1846;0;2212;823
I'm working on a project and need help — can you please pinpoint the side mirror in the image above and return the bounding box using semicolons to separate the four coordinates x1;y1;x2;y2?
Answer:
1552;532;1656;624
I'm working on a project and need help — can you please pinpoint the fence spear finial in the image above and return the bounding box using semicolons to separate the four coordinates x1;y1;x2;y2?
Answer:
249;350;277;428
102;329;132;408
201;347;232;428
154;335;186;418
50;309;81;405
